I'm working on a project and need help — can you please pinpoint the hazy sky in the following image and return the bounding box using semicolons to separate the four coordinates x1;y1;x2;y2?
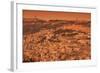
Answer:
23;10;91;21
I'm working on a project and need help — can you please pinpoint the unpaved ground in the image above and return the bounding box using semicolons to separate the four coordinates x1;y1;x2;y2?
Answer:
23;18;91;62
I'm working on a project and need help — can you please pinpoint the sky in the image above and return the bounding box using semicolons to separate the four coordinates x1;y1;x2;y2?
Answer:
23;10;91;21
